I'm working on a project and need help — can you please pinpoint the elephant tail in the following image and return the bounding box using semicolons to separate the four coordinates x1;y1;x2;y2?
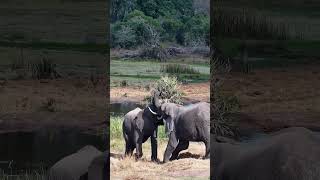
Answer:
122;122;129;142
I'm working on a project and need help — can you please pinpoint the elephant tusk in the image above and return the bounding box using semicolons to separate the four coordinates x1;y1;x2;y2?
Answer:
148;106;157;115
157;115;163;120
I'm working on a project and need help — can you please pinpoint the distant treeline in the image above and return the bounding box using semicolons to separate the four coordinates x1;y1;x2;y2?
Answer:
110;0;209;48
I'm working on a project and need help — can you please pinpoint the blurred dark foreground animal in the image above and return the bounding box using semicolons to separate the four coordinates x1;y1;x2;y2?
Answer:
211;127;320;180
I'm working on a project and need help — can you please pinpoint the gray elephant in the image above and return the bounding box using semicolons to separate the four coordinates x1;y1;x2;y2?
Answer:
122;91;163;162
48;145;103;180
88;152;108;180
158;102;210;163
212;127;320;180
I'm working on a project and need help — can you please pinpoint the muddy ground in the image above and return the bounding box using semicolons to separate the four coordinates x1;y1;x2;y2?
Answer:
218;64;320;133
0;78;107;133
0;0;107;43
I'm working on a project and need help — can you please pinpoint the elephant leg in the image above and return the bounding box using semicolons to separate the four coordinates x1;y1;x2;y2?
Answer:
204;139;210;159
134;131;143;159
163;132;178;163
170;140;189;161
125;141;133;156
151;128;159;162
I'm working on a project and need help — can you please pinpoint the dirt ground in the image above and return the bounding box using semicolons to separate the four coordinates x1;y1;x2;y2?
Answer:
0;1;107;43
218;64;320;132
110;82;210;103
0;78;107;133
111;141;210;180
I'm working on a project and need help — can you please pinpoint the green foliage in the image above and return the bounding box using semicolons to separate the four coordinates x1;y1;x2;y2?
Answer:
111;10;162;48
160;16;183;42
111;0;209;47
184;13;210;46
111;23;137;48
111;0;136;22
136;0;194;19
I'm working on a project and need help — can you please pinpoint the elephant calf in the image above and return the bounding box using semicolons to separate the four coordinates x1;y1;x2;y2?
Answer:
212;127;320;180
159;102;210;163
48;145;103;180
122;103;163;161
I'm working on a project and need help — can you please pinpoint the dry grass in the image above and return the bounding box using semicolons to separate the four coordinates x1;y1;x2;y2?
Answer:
111;140;210;180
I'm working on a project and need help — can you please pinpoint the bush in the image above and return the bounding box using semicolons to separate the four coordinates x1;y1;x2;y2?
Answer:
111;10;163;48
160;16;183;42
160;64;199;74
151;76;183;104
211;86;240;137
111;23;137;48
139;45;168;60
31;56;59;80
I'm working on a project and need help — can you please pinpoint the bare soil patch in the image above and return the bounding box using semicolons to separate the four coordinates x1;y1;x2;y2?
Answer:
110;82;210;103
219;64;320;132
0;78;106;133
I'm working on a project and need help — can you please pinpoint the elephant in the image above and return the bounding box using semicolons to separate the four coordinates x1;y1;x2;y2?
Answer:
88;152;108;180
48;145;103;180
122;91;163;162
158;102;210;163
212;127;320;180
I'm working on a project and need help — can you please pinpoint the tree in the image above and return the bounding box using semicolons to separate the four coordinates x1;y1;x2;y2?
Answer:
111;0;137;22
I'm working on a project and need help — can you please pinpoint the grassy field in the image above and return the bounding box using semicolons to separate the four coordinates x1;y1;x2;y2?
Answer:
213;0;320;71
110;58;210;87
110;115;167;152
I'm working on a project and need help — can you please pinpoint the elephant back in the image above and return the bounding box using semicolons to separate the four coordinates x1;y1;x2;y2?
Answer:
48;145;102;180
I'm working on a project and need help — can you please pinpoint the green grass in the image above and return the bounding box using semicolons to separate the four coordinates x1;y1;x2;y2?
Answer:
0;169;47;180
216;0;320;17
160;64;200;74
110;115;167;140
110;115;168;153
110;59;210;87
0;41;109;54
216;38;320;69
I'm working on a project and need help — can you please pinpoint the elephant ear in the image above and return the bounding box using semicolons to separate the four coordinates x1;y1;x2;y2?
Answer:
162;104;175;134
134;111;144;132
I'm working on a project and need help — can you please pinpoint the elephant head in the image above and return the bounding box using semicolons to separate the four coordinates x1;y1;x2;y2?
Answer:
151;90;161;109
160;103;180;133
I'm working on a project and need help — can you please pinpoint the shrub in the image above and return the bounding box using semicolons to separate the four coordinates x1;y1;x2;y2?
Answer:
211;85;240;137
31;56;59;80
139;45;168;61
152;76;183;104
160;64;199;74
